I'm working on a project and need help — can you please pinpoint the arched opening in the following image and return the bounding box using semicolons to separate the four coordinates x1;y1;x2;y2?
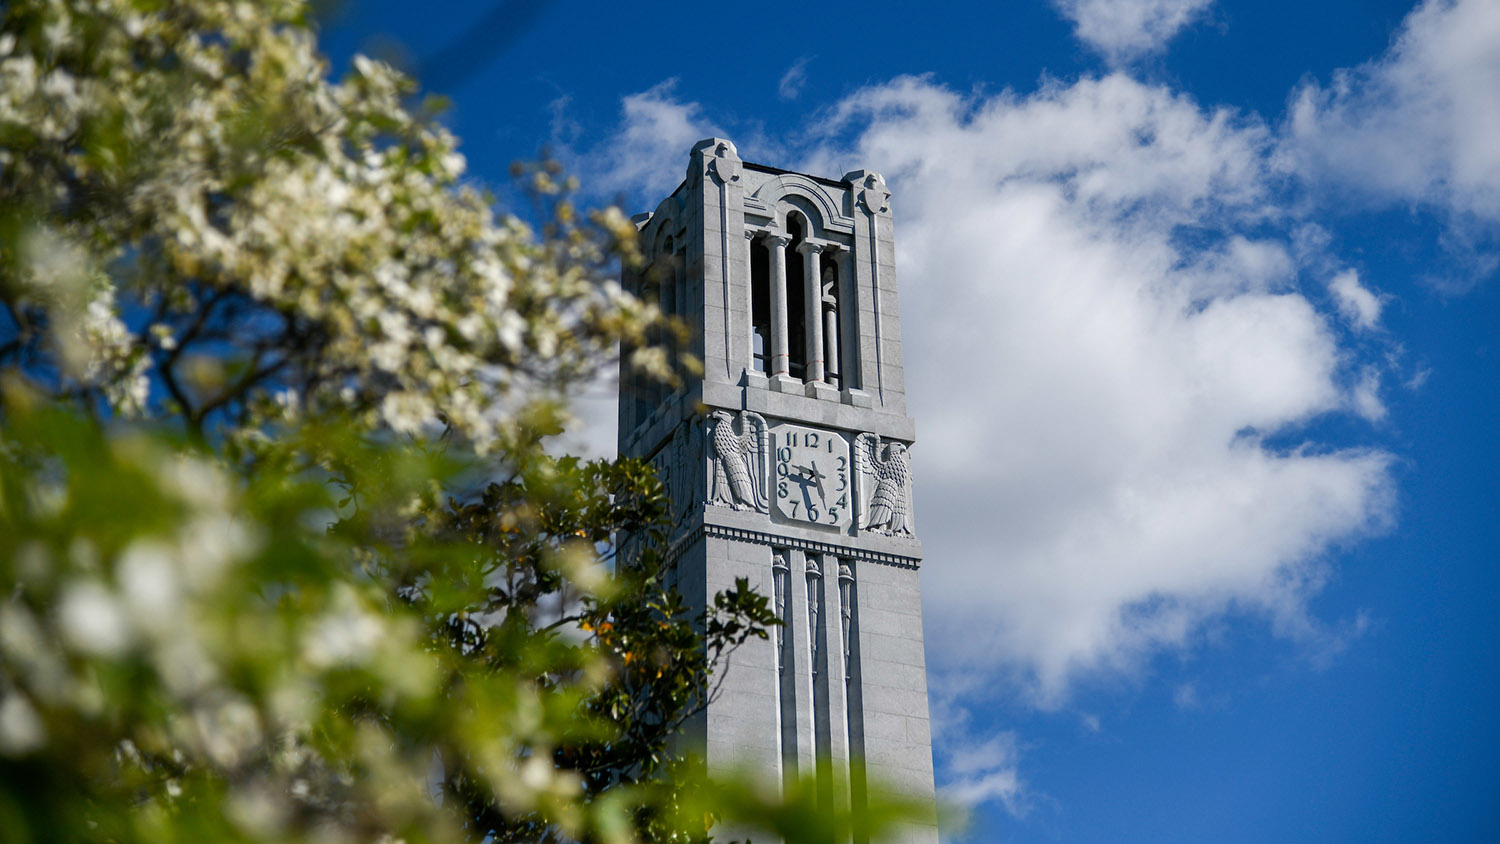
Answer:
785;214;807;381
750;236;770;374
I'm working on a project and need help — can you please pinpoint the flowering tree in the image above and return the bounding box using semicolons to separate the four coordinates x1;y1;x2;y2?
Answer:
0;2;919;842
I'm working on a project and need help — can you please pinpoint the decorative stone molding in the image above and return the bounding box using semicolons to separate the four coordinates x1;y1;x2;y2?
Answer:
771;550;789;664
805;554;822;678
663;523;921;570
838;562;854;683
749;174;857;235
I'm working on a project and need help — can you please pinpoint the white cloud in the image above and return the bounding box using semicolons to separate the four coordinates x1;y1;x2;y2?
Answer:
778;57;811;101
1329;269;1383;331
801;74;1393;706
590;80;719;200
939;731;1028;818
590;63;1404;814
1351;366;1387;423
595;71;1395;707
1285;0;1500;224
1052;0;1216;63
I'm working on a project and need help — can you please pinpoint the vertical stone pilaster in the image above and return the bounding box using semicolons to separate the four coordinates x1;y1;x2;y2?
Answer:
842;169;894;412
787;549;817;782
691;138;746;386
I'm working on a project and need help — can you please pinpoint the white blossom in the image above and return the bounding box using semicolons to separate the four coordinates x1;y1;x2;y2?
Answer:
0;694;45;755
57;581;133;657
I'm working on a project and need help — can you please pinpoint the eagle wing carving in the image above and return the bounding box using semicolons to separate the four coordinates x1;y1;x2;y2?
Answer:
856;433;911;535
709;410;767;511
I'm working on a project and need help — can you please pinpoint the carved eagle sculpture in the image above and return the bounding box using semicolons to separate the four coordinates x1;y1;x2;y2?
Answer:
856;434;912;535
709;410;767;511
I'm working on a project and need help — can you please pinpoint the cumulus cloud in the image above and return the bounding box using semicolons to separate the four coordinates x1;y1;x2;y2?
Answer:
801;74;1394;705
1284;0;1500;285
589;80;719;200
1052;0;1216;62
593;72;1394;703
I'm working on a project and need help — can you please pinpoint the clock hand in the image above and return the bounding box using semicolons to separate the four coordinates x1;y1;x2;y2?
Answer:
787;470;816;512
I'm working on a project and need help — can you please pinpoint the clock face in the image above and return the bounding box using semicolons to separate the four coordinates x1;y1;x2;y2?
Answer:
772;424;851;528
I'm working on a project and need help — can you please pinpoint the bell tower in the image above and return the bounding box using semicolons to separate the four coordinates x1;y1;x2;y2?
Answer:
620;138;939;844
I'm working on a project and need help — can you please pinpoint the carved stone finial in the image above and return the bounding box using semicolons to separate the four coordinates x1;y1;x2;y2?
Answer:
693;137;741;185
843;169;890;215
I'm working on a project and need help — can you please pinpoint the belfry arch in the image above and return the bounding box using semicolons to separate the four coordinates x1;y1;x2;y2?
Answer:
743;203;858;393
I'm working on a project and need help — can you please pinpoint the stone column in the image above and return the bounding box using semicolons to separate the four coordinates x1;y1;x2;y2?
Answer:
767;232;793;380
798;241;826;384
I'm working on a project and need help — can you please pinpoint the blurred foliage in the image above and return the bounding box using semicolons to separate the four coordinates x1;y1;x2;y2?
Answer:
0;1;921;842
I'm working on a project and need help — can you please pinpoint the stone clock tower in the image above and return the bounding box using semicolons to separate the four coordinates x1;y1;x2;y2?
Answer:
620;138;939;844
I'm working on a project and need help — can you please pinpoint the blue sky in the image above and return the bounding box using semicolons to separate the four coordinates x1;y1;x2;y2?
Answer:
322;1;1500;840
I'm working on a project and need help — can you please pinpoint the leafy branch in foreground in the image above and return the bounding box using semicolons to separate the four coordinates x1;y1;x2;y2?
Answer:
0;1;924;841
